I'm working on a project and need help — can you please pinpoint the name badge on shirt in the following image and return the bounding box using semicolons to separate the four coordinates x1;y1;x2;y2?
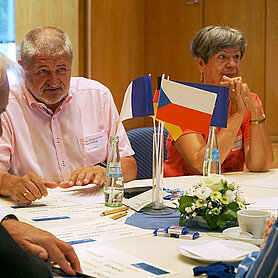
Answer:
82;131;105;152
232;134;242;151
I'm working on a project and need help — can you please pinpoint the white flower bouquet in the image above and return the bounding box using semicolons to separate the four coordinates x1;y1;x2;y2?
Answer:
177;174;247;230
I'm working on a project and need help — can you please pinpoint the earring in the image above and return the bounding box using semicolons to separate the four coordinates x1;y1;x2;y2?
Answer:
200;72;204;83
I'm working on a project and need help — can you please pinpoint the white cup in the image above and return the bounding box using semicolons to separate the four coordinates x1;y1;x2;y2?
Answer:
237;209;271;239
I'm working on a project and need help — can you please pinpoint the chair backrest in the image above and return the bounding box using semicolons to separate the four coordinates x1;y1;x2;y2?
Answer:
127;127;169;179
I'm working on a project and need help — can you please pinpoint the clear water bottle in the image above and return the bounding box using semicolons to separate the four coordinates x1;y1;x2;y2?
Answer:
203;126;221;176
103;136;124;207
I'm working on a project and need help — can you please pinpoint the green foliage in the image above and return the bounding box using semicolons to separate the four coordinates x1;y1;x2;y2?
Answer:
176;176;246;230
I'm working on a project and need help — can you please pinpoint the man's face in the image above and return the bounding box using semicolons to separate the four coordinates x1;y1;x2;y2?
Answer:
0;75;9;136
197;46;241;85
21;52;72;109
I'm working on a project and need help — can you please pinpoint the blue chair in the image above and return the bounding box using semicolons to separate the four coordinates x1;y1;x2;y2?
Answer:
127;127;169;179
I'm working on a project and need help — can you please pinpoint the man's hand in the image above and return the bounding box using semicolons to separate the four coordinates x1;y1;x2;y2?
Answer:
0;171;58;204
59;165;106;188
2;219;82;276
260;216;276;249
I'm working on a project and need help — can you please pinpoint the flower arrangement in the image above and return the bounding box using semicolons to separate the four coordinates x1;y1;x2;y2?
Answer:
177;174;247;230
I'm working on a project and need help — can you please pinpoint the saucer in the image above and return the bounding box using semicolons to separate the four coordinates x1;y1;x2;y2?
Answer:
223;227;263;246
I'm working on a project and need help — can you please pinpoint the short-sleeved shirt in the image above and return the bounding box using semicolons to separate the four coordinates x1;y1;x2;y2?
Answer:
164;93;263;177
0;77;134;183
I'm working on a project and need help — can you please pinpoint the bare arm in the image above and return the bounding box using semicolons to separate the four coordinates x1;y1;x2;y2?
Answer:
221;77;273;171
121;155;137;182
240;83;273;171
174;111;244;175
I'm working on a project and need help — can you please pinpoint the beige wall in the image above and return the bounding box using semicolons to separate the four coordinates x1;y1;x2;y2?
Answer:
14;0;278;160
88;0;147;130
15;0;278;136
266;0;278;142
15;0;81;76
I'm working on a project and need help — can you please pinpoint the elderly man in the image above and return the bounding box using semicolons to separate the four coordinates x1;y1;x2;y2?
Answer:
0;26;137;204
0;53;81;277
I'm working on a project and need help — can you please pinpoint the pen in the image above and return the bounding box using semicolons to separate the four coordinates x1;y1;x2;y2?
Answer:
110;211;127;220
11;203;47;209
52;266;96;278
100;206;128;216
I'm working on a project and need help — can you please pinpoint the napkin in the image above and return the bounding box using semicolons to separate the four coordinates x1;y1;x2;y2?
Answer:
180;240;249;260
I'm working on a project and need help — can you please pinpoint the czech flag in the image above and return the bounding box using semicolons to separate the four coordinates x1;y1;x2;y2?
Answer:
175;81;229;128
119;76;154;122
156;79;217;135
153;77;183;141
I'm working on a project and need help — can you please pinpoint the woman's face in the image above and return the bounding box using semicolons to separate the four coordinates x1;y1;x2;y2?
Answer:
196;46;241;85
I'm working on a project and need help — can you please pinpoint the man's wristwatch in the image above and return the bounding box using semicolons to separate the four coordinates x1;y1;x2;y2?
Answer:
1;214;19;223
95;162;107;168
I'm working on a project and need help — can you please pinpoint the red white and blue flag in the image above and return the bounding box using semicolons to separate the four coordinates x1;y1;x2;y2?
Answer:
175;81;229;128
156;79;218;135
153;77;183;141
119;76;154;122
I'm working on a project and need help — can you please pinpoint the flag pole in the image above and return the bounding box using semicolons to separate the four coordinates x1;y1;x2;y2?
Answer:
154;74;164;210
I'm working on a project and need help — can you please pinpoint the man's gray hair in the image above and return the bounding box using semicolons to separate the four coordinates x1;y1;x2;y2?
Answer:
191;25;247;64
20;26;73;67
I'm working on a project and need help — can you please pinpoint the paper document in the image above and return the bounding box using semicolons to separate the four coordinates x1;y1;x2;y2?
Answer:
248;197;278;216
48;184;105;205
13;203;104;223
44;218;151;244
225;170;278;188
123;190;152;211
123;188;177;211
75;246;176;278
9;185;105;223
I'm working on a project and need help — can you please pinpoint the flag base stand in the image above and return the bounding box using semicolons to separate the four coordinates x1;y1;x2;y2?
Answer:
140;128;173;216
141;203;173;215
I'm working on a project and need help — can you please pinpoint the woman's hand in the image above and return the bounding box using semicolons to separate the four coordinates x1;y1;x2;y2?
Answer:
220;76;246;115
240;82;264;119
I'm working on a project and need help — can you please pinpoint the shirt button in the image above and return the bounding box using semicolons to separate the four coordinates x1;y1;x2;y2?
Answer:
56;138;60;143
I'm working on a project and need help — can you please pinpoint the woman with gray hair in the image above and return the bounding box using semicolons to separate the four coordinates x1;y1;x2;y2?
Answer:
164;25;273;177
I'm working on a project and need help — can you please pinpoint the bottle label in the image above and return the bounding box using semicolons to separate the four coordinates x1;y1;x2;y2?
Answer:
211;149;220;161
108;162;122;178
204;149;209;161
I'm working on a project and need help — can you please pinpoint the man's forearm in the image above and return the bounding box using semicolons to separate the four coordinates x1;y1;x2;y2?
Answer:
0;169;14;197
121;156;137;182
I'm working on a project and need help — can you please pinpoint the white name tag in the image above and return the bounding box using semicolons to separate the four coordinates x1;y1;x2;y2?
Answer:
83;131;105;152
232;134;242;151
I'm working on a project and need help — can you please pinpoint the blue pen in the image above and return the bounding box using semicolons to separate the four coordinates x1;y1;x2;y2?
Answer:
11;203;47;209
32;216;70;221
